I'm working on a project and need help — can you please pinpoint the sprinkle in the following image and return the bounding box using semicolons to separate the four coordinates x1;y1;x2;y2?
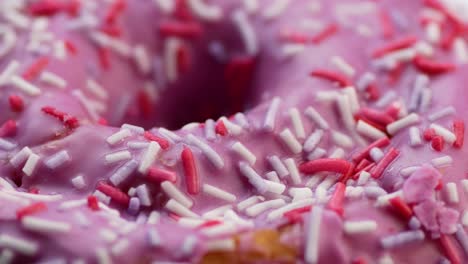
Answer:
86;79;108;100
264;97;281;131
22;216;71;234
279;129;303;154
22;153;40;177
439;234;461;264
0;235;38;256
144;131;170;150
0;60;20;86
10;75;41;96
161;181;193;208
138;141;161;174
44;150;70;169
381;230;425;249
268;155;289;178
389;197;413;220
328;182;345;215
109;159;137;186
289;107;306;139
215;120;228;136
387;113;420;135
369;148;384;162
243;0;259;13
232;10;258;55
453;38;468;63
431;135;444;151
304;106;329;130
8;94;24;112
179;147;200;195
371;148;399;178
336;94;356;131
238;162;268;194
265;171;280;182
430;124;456;144
96;182;130;206
304;129;324;152
135;185;151;207
237;195;264;211
105;150;131;164
106;129;131;145
264;180;286;194
299;158;352;175
158;128;182;142
305;206;322;264
356;120;387;140
428;107;455;122
284;158;302;185
16;202;47;219
95;248;111;264
431;155;453;168
357;171;371;185
203;184;236;202
10;147;32;168
159;21;203;39
267;199;313;221
204;119;216;140
4;190;62;202
451;120;465;149
409;127;422;146
246;199;286;217
187;0;222;21
128;197;141;215
413;56;456;75
372;36;418;58
331;56;356;77
187;134;224;169
399;166;420;177
446;182;459;203
147;167;177;183
263;0;290;20
311;23;339;44
310;69;350;87
0;249;13;263
165;199;199;218
230;142;256;166
39;71;66;89
344;220;378;234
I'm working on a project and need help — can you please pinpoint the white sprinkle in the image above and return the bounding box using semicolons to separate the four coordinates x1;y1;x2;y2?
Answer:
282;43;306;57
105;150;131;164
370;147;384;162
53;40;67;60
203;184;236;202
111;239;129;256
138;141;161;174
455;225;468;256
342;86;360;113
336;94;356;132
99;229;118;243
86;79;108;100
40;71;66;89
462;180;468;195
400;166;420;177
307;148;327;160
187;134;224;169
454;38;468;64
365;186;388;199
109;159;138;186
219;117;243;136
128;197;141;215
22;217;71;234
265;171;280;182
232;10;258;55
153;0;175;13
0;25;16;59
10;147;32;168
357;120;386;140
238;162;268;194
426;22;440;43
431;156;453;168
316;91;340;103
305;206;323;264
428;107;455;122
375;190;403;207
303;130;323;153
231;142;256;165
201;222;237;237
187;0;222;21
237;195;264;211
22;153;40;177
0;249;14;264
246;199;286;217
408;126;422;147
331;131;354;149
375;91;397;108
289;107;306;139
204;119;216;140
0;234;38;256
224;210;254;228
93;190;111;204
446;182;459;203
264;97;281;131
356;72;376;91
58;199;86;211
0;177;14;190
165;199;199;218
381;230;425;249
72;90;100;121
344;220;377;234
430;123;456;144
0;60;19;86
164;37;181;83
265;179;286;194
147;228;161;247
266;199;313;221
304;106;329;130
10;75;41;96
158;127;182;142
290;187;313;202
280;129;303;154
419;89;432;112
267;155;289;178
133;45;152;75
409;74;429;111
107;129;132;145
331;56;355;77
178;218;204;228
234;113;250;128
357;171;371;185
161;181;193;208
127;141;149;149
263;0;290;20
147;211;160;225
387;113;420;135
96;248;111;264
202;205;232;219
243;0;259;13
378;255;395;264
136;184;152;206
284;158;302;184
44;150;70;169
462;211;468;227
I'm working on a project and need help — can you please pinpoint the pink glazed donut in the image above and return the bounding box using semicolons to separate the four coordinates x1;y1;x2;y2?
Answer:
1;0;468;263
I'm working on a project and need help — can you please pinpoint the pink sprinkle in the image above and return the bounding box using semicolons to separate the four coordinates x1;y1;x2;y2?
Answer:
439;234;461;264
389;197;413;221
8;95;24;112
22;57;50;81
371;147;399;178
96;182;130;206
453;120;465;148
181;147;199;195
311;23;339;44
310;69;351;88
372;36;418;58
431;135;444;151
424;0;466;30
87;195;100;211
147;167;177;183
215;120;228;136
378;9;395;39
16;202;47;219
0;120;17;137
299;158;352;175
352;137;390;163
357;108;395;126
328;182;345;216
144;131;170;150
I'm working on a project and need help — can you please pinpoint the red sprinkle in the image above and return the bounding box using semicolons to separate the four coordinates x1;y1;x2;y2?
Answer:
431;135;444;151
354;159;371;172
225;57;255;113
327;182;345;216
299;158;352;175
96;182;130;206
413;56;456;75
340;162;356;183
16;202;47;219
371;147;400;178
352;137;391;163
28;0;78;16
98;117;108;126
453;120;465;148
0;120;18;137
358;108;395;126
98;48;111;70
197;219;222;229
41;106;79;129
372;36;418;58
424;0;466;29
181;147;199;195
215;120;228;136
137;90;153;119
64;40;78;55
144;131;170;150
310;69;351;88
385;102;401;120
439;234;461;264
147;167;177;183
283;205;312;223
378;9;395;39
280;30;309;44
87;195;100;211
159;21;203;38
176;45;190;74
365;83;380;101
311;23;339;44
423;128;436;141
388;197;413;220
22;57;50;81
104;0;126;25
352;257;368;264
8;95;24;112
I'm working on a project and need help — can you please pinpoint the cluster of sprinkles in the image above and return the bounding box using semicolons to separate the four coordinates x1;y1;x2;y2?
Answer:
0;0;468;263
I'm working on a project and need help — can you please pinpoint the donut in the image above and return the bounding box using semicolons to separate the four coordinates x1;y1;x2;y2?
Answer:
1;0;468;263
